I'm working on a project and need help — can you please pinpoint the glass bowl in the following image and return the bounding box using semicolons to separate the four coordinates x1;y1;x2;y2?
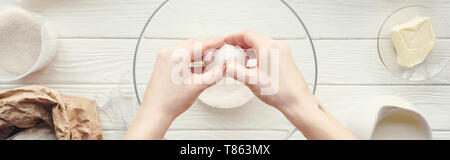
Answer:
378;5;450;81
133;0;317;139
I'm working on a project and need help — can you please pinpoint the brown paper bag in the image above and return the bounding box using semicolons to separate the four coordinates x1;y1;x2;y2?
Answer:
0;85;102;140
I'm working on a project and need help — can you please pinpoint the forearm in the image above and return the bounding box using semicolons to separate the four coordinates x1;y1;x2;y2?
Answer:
124;104;174;140
280;93;356;140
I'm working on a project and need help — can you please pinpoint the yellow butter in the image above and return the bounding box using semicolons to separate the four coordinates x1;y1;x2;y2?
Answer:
390;16;436;68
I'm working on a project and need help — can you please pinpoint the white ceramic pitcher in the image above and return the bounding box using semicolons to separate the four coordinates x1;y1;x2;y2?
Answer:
346;95;432;140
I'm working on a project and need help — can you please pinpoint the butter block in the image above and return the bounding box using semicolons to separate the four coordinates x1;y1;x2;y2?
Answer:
390;16;436;68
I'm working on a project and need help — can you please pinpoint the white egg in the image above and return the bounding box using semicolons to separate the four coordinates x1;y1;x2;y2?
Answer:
199;44;254;109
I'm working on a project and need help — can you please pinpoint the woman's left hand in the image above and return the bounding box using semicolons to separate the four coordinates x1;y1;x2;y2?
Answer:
125;38;225;139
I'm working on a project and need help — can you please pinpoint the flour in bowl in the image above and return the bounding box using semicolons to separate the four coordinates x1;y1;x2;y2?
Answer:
0;8;42;75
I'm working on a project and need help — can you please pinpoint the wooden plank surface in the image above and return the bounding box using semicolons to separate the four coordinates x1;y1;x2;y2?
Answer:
1;85;449;133
101;130;450;140
102;130;290;140
0;0;448;38
1;0;165;38
3;39;448;85
0;0;449;139
285;0;450;39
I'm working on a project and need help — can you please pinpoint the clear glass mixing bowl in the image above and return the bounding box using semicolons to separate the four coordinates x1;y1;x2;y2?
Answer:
133;0;318;139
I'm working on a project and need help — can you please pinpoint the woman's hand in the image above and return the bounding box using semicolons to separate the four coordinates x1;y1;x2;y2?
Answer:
125;38;225;139
224;30;316;113
225;31;356;140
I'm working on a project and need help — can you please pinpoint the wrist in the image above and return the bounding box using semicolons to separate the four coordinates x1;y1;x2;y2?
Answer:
279;88;319;114
125;103;175;140
277;88;326;128
141;101;177;122
278;96;326;138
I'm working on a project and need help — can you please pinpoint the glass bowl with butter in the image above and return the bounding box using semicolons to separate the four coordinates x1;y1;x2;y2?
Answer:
378;5;450;81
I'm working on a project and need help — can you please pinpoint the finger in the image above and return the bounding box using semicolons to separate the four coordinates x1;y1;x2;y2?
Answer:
191;37;225;61
225;32;249;48
174;37;224;53
171;39;202;61
200;63;225;87
225;60;258;87
225;30;267;49
202;37;225;53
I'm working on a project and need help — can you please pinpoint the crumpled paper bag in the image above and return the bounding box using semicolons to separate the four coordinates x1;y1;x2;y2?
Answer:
0;85;102;140
7;123;57;140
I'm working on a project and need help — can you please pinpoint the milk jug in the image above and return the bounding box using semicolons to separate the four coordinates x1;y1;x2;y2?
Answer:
346;96;431;140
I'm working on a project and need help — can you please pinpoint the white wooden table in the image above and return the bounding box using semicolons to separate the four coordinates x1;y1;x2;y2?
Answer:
1;0;450;140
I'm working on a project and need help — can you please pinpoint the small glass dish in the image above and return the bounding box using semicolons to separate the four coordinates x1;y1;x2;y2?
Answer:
377;5;450;81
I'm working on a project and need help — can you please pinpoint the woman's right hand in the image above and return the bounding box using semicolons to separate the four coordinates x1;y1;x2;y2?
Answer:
224;30;356;140
224;30;318;114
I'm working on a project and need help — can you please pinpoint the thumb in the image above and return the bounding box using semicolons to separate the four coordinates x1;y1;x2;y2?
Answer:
225;60;258;86
201;63;225;87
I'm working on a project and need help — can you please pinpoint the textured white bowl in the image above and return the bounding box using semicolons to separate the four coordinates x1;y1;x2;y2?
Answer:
0;6;58;81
